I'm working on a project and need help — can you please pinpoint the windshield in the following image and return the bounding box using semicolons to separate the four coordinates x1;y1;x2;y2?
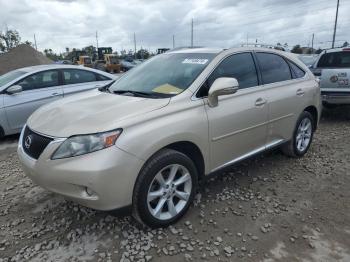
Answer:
0;70;27;87
110;56;118;64
109;53;216;97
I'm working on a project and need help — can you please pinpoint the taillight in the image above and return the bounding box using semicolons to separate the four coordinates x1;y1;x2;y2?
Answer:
342;48;350;51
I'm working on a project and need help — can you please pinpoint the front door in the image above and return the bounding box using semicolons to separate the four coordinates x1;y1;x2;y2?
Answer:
201;52;269;171
4;70;63;132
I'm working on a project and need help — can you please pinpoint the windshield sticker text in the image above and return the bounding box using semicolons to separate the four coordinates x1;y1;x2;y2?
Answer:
182;59;208;65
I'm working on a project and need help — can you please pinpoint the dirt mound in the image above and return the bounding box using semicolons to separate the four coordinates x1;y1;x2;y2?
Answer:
0;44;53;75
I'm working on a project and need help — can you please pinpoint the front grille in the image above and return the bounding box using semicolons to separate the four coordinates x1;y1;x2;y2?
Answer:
22;127;53;159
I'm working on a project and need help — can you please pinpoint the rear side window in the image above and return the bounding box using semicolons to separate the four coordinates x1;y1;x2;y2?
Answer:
62;69;97;85
256;53;291;84
198;53;258;97
317;51;350;68
288;62;305;79
16;70;59;91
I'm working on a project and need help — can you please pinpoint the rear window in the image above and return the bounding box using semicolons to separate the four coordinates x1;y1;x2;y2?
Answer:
317;51;350;68
63;69;97;85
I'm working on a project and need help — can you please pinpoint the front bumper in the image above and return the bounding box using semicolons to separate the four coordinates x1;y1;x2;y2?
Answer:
17;129;145;210
321;91;350;105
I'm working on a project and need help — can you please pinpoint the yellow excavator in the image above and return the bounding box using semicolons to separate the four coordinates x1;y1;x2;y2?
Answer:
94;47;121;73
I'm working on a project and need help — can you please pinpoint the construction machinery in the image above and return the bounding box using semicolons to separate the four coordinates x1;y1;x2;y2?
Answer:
94;47;121;73
70;50;93;67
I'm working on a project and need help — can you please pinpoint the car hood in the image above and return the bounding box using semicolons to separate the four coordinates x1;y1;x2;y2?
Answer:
27;90;170;137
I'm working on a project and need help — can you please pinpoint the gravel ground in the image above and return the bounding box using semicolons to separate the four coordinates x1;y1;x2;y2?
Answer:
1;107;350;262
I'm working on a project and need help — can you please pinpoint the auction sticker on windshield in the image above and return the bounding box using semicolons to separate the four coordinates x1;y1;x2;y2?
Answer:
182;58;208;65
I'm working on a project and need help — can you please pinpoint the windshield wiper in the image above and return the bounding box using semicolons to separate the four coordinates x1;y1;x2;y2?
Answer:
112;90;157;98
98;80;116;93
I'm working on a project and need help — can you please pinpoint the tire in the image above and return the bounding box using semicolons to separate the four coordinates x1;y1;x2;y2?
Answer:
322;102;337;109
282;111;315;157
0;126;4;139
132;149;198;228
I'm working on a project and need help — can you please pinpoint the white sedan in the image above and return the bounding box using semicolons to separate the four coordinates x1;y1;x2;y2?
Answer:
0;65;116;137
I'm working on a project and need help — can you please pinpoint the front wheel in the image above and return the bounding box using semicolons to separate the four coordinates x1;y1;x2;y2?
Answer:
132;149;198;228
282;111;315;157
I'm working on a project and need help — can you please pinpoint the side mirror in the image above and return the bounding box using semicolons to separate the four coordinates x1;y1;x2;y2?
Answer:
7;85;23;95
208;77;239;107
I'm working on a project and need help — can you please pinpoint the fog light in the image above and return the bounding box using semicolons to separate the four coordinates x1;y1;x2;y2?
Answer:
85;187;96;197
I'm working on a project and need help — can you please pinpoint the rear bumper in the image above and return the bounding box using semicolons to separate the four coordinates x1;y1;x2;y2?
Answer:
321;91;350;105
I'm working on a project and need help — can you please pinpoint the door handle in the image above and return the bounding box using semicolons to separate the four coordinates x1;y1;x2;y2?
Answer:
51;92;61;97
255;98;267;107
296;89;305;96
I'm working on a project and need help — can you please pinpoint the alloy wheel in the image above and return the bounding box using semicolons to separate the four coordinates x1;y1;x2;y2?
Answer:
147;164;192;220
296;117;312;152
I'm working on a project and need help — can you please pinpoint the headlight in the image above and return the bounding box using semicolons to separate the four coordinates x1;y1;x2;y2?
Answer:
51;129;122;159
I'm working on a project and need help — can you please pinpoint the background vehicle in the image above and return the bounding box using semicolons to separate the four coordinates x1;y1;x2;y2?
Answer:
0;65;115;137
18;48;320;228
94;47;121;73
298;54;318;67
310;48;350;108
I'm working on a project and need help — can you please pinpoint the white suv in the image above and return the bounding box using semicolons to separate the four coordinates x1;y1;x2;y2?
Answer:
18;47;321;227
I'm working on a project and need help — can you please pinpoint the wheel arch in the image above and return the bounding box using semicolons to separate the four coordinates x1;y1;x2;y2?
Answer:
0;125;4;138
303;105;318;130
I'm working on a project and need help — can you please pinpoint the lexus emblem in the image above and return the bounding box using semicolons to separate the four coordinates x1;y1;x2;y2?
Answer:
24;135;33;149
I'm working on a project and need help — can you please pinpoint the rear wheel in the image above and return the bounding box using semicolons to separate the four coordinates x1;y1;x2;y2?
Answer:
132;149;198;228
282;111;315;157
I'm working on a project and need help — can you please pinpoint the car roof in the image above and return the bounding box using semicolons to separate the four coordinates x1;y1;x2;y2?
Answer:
13;64;116;77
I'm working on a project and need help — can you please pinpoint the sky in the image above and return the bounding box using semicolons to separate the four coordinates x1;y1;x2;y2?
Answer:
1;0;349;54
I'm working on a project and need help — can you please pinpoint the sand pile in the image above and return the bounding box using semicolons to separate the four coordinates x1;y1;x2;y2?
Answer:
0;44;53;75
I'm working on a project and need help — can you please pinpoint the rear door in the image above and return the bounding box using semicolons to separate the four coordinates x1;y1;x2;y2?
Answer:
61;69;111;96
3;70;63;132
255;52;308;144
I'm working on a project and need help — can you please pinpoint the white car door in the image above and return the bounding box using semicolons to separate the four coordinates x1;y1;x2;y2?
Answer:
61;69;112;96
3;70;63;132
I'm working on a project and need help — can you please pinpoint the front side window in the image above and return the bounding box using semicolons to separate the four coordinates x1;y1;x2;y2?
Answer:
16;70;59;91
317;51;350;68
63;69;97;85
288;62;305;79
198;52;259;97
109;53;216;98
256;53;291;84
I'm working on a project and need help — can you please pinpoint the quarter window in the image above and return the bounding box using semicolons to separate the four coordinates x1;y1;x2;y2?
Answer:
96;74;111;81
62;69;97;85
288;62;305;79
198;53;259;97
256;53;291;84
16;70;59;91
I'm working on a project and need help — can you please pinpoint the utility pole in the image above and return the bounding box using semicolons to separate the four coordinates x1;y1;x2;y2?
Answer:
173;35;175;48
246;33;249;47
332;0;340;48
33;34;37;50
96;31;99;49
134;32;137;59
191;18;193;47
311;33;314;54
